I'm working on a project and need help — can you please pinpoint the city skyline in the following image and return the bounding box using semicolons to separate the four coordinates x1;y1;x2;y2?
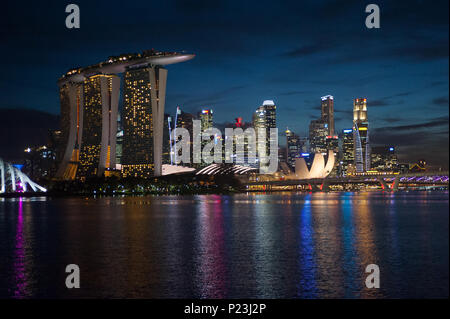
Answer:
0;1;448;302
0;0;448;168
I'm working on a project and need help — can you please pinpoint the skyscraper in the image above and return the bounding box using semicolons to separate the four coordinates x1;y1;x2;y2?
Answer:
55;81;84;180
325;134;339;176
253;100;277;163
115;114;123;166
172;107;195;166
197;109;214;167
371;146;398;172
121;67;155;178
77;74;120;179
199;109;213;131
341;128;355;176
309;119;328;154
286;128;303;169
353;98;370;173
321;95;334;135
163;113;171;165
55;50;194;180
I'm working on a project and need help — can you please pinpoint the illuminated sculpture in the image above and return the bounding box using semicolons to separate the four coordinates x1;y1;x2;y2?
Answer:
293;150;335;179
0;158;47;194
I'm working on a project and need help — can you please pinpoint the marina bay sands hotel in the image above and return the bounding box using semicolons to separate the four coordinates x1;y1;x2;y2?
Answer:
56;50;194;180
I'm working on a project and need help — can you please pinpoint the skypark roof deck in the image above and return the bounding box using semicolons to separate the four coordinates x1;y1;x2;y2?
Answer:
58;50;195;85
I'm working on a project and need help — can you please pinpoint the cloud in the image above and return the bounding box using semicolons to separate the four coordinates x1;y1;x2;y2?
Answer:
181;85;247;109
371;126;449;167
376;116;449;131
278;90;310;96
282;42;333;58
391;40;449;61
432;96;449;107
380;117;402;124
370;99;389;107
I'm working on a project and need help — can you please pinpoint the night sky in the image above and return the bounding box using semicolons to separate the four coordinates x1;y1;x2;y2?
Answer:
0;0;448;167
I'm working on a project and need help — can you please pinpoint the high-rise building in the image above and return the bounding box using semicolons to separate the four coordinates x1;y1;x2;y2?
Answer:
253;100;277;164
353;98;370;173
325;134;339;177
309;119;328;154
163;113;171;165
199;109;213;131
122;67;156;178
55;81;84;180
115;114;123;166
77;74;120;179
23;145;57;181
321;95;334;135
172;107;195;166
286;128;303;168
197;109;214;167
175;107;195;136
230;118;255;166
341;128;355;176
371;146;398;172
55;50;194;180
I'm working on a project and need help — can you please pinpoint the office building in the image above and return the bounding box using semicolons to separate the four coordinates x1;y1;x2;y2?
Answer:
309;119;328;154
341;128;355;176
286;128;303;169
253;100;277;168
321;95;335;135
371;146;398;172
353;98;370;173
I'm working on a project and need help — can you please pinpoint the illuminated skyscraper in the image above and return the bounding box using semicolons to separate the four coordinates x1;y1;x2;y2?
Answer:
172;107;195;166
321;95;334;135
55;50;194;180
199;109;213;131
325;134;339;176
121;66;167;178
78;74;119;179
286;128;303;168
353;98;370;173
309;119;328;154
253;100;277;163
163;113;171;165
371;146;398;172
57;74;120;180
341;128;355;176
55;81;84;180
115;114;123;165
175;107;195;136
198;109;215;167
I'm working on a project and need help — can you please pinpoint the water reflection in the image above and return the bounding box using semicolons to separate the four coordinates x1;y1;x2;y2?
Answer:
340;192;359;297
298;193;317;298
195;195;227;298
13;198;33;298
0;191;448;298
352;192;383;298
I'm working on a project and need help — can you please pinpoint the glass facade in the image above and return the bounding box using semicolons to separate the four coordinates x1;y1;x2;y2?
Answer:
353;98;370;173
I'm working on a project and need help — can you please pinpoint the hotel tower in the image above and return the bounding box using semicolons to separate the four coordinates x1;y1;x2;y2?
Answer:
55;50;194;180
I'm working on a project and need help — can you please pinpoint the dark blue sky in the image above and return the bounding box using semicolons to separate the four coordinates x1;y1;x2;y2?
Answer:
0;0;448;166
